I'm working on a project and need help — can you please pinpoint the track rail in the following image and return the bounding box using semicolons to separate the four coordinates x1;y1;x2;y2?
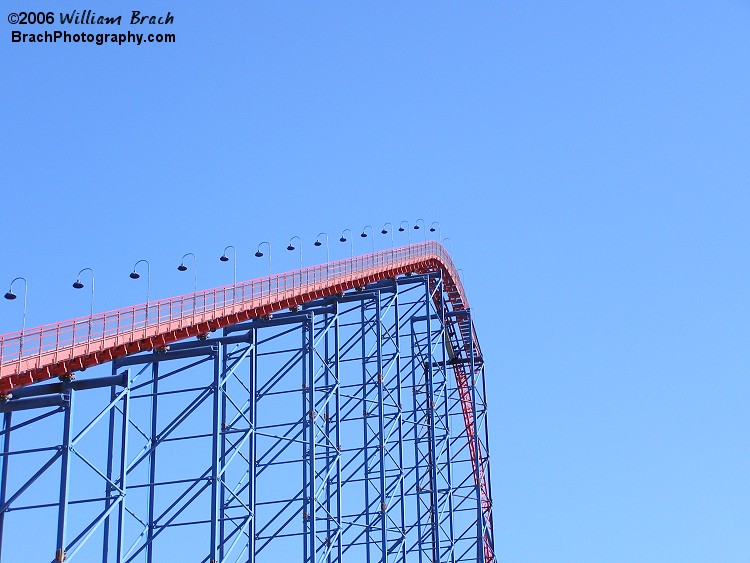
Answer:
0;240;493;561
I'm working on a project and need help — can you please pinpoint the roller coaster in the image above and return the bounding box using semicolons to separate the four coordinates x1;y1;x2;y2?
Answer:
0;241;495;562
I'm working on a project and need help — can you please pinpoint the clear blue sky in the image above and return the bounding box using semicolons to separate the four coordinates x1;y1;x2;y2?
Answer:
2;2;750;561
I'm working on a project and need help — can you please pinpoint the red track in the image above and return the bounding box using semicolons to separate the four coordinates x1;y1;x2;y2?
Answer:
0;241;493;561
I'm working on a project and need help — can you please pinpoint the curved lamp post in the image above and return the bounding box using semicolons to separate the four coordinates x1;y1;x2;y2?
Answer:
414;219;427;241
287;236;303;269
177;253;197;293
73;268;95;341
381;223;394;248
220;245;237;287
314;233;330;264
255;242;272;275
398;221;411;244
4;276;28;336
130;259;151;325
360;225;375;253
430;221;441;241
339;229;353;259
72;268;95;317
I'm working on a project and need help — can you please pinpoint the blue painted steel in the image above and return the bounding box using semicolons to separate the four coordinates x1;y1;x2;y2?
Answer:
0;273;494;562
0;412;10;561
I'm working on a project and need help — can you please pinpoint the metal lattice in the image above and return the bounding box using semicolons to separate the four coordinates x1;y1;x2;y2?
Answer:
0;267;494;562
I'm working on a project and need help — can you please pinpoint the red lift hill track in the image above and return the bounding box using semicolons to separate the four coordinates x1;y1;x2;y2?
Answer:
0;241;494;562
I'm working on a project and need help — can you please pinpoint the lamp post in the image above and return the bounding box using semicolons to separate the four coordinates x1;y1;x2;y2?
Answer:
430;221;441;241
360;225;375;253
255;242;272;275
287;236;303;269
380;223;394;248
4;277;28;340
129;260;151;325
72;268;95;317
414;219;427;241
220;245;237;287
398;221;411;244
314;233;330;264
72;267;95;341
177;253;197;293
339;229;353;259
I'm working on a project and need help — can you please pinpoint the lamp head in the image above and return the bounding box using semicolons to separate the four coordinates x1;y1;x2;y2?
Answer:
360;232;367;238
381;229;388;235
220;255;229;262
177;264;188;272
340;237;347;243
129;271;140;280
72;280;84;289
398;227;404;232
429;227;436;232
287;244;295;251
414;224;420;230
255;251;264;258
4;291;16;300
314;240;322;247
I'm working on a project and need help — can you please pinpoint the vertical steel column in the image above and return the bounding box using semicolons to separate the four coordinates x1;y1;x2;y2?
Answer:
409;317;425;563
438;277;456;563
301;313;318;562
210;342;223;562
102;366;117;563
393;283;407;563
248;328;257;563
334;306;342;563
307;314;317;563
424;279;441;563
302;317;310;563
220;341;228;563
0;411;11;561
55;383;74;562
324;312;332;563
146;361;159;563
116;384;130;563
375;293;387;561
361;302;372;563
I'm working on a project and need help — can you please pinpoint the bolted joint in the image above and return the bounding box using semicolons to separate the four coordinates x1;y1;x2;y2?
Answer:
55;548;67;561
309;410;317;419
381;502;387;511
303;510;309;521
0;393;11;402
59;373;76;383
197;332;209;341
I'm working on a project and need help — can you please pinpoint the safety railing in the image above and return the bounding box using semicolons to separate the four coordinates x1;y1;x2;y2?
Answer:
0;241;468;379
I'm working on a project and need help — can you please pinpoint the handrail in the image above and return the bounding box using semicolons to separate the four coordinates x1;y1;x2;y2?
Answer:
0;241;473;388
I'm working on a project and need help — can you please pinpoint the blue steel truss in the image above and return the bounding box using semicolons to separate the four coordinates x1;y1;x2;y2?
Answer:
0;273;494;562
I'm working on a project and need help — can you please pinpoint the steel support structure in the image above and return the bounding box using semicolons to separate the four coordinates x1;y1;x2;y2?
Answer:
0;273;495;562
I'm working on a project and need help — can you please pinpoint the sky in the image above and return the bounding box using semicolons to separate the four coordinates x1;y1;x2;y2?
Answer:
2;2;750;561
